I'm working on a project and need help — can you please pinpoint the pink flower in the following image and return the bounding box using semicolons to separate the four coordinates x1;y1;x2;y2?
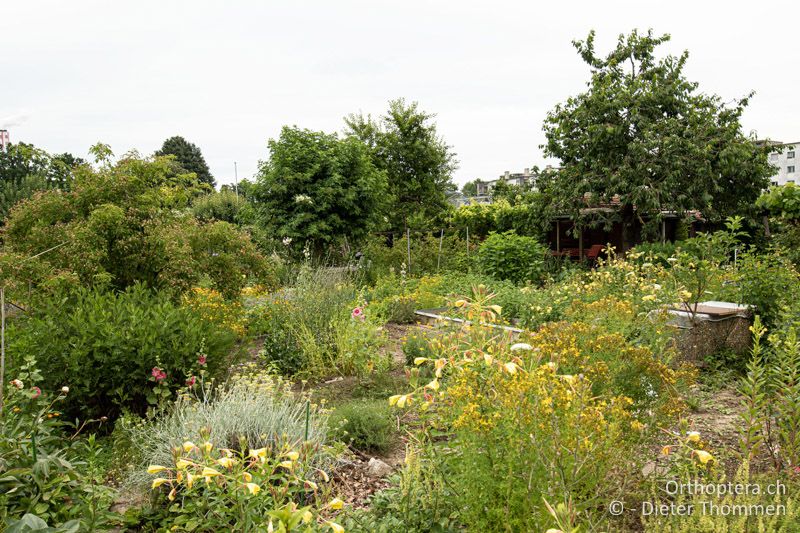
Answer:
31;386;42;399
351;307;365;320
198;355;207;366
186;376;197;387
151;367;166;382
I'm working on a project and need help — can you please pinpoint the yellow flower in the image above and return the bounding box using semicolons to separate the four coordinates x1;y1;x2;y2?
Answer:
182;441;196;453
168;487;177;501
245;482;261;495
693;450;714;465
503;362;518;374
217;457;236;468
151;477;170;489
454;299;467;308
147;465;167;474
425;379;439;391
317;469;330;482
483;353;493;365
302;510;313;523
278;460;294;469
327;497;345;510
242;472;253;482
186;473;196;488
680;290;693;300
202;441;213;453
661;446;671;456
201;467;222;478
249;447;267;459
175;459;191;469
413;357;427;365
687;431;701;443
285;451;300;461
545;529;564;533
326;522;344;533
642;294;657;302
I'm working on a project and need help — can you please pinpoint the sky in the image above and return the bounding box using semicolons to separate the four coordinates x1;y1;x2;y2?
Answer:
1;1;797;187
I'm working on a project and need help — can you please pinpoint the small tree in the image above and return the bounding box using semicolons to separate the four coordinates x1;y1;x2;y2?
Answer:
156;136;215;187
252;126;388;255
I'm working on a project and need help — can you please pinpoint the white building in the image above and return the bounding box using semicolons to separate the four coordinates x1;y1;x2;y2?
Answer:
475;168;537;198
765;141;798;186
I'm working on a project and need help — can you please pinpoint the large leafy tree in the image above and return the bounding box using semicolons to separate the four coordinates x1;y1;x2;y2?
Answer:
346;99;457;232
4;147;267;297
0;142;83;220
156;135;215;187
252;126;388;255
541;30;773;246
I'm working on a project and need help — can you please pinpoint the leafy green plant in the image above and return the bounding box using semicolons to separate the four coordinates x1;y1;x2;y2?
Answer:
8;284;238;421
328;400;394;454
477;230;548;285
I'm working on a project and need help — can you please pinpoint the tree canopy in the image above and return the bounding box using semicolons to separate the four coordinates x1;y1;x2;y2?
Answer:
346;99;457;231
4;148;267;297
156;135;215;187
541;29;773;243
252;126;388;255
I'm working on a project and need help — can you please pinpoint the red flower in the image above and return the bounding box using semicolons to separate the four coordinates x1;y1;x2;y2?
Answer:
151;367;166;382
198;355;207;366
31;386;42;399
186;375;197;387
351;307;365;320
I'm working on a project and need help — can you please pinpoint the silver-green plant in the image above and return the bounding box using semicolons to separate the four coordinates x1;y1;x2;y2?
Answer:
123;369;329;488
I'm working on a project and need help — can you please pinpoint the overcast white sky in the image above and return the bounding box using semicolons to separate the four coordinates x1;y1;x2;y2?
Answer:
1;1;797;187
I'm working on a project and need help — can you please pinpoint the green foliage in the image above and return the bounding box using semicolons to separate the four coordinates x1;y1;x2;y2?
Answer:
346;99;457;231
155;136;215;187
8;284;238;421
449;194;554;240
402;332;435;367
542;30;772;240
757;182;800;220
0;143;81;221
477;231;548;285
328;400;394;454
360;232;477;282
0;364;117;529
253;126;388;256
191;189;255;225
460;179;480;197
3;151;267;297
728;251;800;330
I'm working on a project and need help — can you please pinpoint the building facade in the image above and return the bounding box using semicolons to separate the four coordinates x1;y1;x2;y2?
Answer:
766;141;798;186
475;168;537;198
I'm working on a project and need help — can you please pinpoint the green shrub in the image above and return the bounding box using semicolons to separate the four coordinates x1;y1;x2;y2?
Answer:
191;189;255;225
402;332;435;367
8;284;238;421
477;231;547;285
328;400;394;454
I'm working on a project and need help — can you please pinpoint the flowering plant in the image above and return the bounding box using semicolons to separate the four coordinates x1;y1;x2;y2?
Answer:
144;430;344;531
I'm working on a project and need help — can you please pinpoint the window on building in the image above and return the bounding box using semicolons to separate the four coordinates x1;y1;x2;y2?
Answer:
772;181;779;186
770;153;779;161
789;151;796;159
789;166;796;173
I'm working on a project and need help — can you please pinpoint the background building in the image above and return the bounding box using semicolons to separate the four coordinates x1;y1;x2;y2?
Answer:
762;140;798;186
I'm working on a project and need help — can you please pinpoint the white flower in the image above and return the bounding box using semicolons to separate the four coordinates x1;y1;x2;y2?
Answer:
282;237;293;246
61;386;69;394
294;194;313;205
510;343;533;352
10;379;23;389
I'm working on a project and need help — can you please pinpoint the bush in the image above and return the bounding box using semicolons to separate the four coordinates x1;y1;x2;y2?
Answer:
477;231;547;285
8;284;238;421
329;400;394;454
191;189;255;225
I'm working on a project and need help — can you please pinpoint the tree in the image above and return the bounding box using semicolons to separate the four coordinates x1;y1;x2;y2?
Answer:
461;179;481;197
541;29;773;247
0;142;82;220
156;136;215;187
346;99;457;232
4;149;267;298
252;126;388;255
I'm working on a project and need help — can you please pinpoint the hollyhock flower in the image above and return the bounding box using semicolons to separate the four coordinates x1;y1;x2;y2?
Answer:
351;306;364;320
151;367;166;381
198;354;207;366
31;386;42;399
186;376;197;387
10;379;23;389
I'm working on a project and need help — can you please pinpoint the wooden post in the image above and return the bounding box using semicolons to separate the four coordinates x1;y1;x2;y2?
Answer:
556;220;561;252
578;230;583;260
661;220;666;244
437;228;444;272
406;228;411;275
